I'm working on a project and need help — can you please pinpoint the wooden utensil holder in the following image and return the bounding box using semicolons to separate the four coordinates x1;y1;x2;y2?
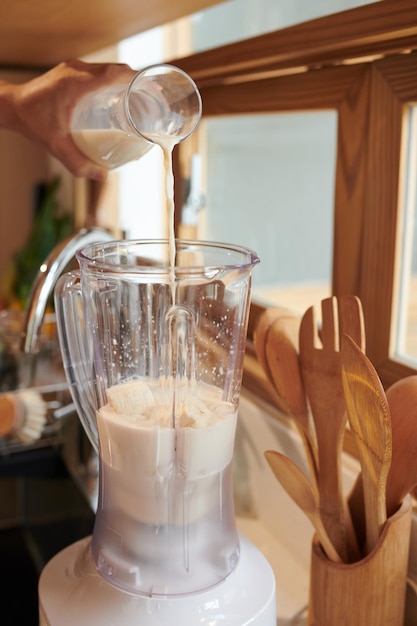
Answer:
308;496;412;626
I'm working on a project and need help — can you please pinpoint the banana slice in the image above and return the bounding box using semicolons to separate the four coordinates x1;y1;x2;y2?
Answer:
107;380;154;415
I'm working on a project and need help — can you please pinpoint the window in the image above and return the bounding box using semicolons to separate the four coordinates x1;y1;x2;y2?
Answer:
392;106;417;366
114;0;417;398
194;112;336;314
172;0;380;55
169;0;417;396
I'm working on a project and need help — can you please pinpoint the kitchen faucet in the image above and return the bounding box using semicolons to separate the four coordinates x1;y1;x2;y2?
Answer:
21;227;114;356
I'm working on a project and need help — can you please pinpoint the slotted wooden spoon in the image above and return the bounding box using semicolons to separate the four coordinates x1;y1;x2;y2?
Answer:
341;334;392;553
265;450;342;563
385;375;417;517
299;295;362;563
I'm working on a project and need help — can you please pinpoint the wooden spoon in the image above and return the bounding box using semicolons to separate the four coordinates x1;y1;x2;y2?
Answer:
265;313;318;484
254;306;295;414
265;449;342;563
341;334;392;553
385;375;417;517
265;312;310;432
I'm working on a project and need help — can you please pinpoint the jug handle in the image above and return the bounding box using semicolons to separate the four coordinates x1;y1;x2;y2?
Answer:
54;271;99;452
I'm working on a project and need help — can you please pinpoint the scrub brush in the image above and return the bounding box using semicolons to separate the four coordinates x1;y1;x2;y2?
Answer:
0;389;47;443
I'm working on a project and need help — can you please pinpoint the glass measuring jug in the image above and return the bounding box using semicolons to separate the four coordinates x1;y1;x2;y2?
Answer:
71;64;202;169
54;239;259;596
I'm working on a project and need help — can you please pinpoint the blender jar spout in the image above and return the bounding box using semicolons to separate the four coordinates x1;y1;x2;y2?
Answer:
21;227;115;355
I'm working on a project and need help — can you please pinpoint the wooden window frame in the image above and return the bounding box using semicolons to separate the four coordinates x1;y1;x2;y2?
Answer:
170;0;417;404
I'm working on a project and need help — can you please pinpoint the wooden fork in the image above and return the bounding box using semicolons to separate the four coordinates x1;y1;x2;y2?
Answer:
299;295;363;562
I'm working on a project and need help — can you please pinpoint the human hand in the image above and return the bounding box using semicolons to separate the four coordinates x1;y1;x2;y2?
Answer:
6;59;136;180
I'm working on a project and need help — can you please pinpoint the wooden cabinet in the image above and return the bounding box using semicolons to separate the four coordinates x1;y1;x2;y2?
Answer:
0;0;224;68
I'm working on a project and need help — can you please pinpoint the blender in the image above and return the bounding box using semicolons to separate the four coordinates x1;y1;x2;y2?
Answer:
38;239;276;625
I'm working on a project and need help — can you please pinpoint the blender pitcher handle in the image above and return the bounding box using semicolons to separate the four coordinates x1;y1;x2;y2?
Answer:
54;271;99;452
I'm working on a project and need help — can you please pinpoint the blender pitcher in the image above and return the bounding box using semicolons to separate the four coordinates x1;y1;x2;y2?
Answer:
54;238;259;597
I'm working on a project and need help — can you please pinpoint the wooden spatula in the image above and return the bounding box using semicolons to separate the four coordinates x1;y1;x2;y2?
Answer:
341;334;392;553
299;296;362;562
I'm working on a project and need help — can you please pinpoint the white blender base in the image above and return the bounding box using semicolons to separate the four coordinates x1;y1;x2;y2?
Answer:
39;533;276;625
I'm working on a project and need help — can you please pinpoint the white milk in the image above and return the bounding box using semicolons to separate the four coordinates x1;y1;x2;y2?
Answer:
147;135;178;294
72;128;151;169
93;378;239;595
97;378;237;525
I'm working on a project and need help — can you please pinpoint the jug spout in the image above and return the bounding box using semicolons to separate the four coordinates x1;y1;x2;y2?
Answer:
21;227;114;355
